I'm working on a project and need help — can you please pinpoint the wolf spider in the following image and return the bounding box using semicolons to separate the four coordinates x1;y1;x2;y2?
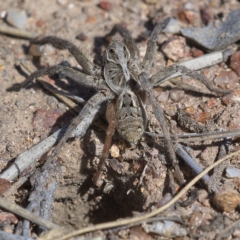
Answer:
14;18;228;187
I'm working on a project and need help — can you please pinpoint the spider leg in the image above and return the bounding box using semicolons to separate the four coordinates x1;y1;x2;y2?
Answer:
141;18;170;71
93;100;116;186
139;72;185;185
151;64;230;95
9;65;96;91
49;89;115;162
106;24;140;61
31;36;96;75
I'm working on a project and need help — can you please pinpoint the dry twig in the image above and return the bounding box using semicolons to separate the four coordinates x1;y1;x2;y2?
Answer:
0;197;59;230
0;24;37;39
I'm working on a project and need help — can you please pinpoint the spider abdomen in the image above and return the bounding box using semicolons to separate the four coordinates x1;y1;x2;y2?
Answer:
116;89;145;146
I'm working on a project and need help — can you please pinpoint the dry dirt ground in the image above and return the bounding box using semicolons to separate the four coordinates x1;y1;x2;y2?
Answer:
1;0;240;239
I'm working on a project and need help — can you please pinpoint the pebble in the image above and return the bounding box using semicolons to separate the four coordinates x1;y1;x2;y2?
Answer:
214;71;239;90
178;10;197;24
76;32;88;41
110;144;120;158
15;99;24;107
0;178;10;194
198;189;208;203
29;44;44;57
163;103;176;117
36;19;45;27
213;190;240;212
226;166;240;178
33;136;40;144
191;47;204;58
207;98;217;108
99;1;112;11
221;95;233;106
0;212;18;224
169;90;185;102
157;90;169;102
6;9;28;29
162;36;187;61
86;15;96;24
163;18;181;34
230;51;240;76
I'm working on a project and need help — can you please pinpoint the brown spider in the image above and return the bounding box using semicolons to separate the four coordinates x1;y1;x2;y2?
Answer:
12;18;228;186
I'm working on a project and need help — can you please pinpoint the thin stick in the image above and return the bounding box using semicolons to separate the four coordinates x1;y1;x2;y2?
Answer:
176;144;211;185
58;148;240;240
0;197;59;230
144;129;240;143
0;24;37;39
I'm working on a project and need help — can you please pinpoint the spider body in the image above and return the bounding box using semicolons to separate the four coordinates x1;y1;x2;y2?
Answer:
14;18;228;185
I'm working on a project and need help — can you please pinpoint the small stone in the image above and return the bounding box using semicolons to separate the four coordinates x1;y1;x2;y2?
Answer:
169;90;185;102
164;104;176;117
0;178;10;194
198;189;208;203
226;166;240;178
36;19;45;27
6;9;28;29
15;99;24;107
191;47;204;58
207;98;217;108
185;106;195;114
33;136;40;144
157;90;169;102
214;71;239;90
110;144;120;158
221;95;233;106
0;212;18;224
99;1;112;11
1;11;7;18
162;36;188;61
213;190;240;212
230;51;240;76
76;32;88;41
178;10;197;24
86;16;96;24
162;18;181;34
29;44;44;57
